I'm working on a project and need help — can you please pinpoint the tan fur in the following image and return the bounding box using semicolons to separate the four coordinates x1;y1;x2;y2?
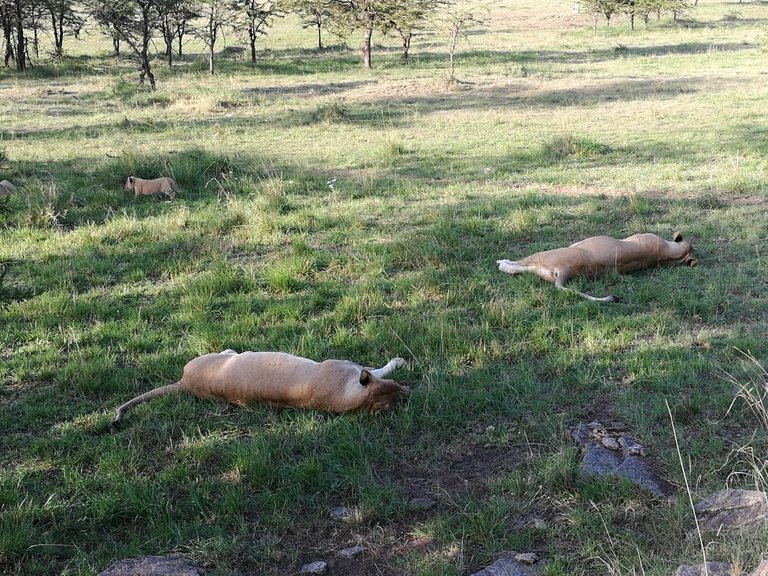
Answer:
124;176;177;200
497;232;697;302
0;180;17;198
113;350;410;425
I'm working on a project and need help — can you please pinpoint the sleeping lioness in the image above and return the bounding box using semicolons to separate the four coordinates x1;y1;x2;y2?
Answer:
497;231;696;302
112;350;410;425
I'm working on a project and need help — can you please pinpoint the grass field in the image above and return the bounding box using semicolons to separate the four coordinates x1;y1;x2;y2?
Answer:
1;1;768;574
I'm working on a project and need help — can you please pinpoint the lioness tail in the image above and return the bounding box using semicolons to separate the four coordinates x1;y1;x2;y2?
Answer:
112;382;182;427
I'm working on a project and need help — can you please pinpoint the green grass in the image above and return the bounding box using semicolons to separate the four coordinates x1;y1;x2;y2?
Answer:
2;1;768;574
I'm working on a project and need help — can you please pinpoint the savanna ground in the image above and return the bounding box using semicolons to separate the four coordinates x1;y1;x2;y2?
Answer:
1;1;768;574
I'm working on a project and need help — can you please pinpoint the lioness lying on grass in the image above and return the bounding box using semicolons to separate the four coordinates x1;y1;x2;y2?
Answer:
112;350;410;425
0;180;17;198
124;176;177;200
497;231;697;302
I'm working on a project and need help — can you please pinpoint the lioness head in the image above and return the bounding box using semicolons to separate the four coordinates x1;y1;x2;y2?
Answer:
671;231;697;267
359;369;411;413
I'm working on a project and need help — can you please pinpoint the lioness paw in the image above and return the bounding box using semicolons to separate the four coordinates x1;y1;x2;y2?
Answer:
391;357;407;369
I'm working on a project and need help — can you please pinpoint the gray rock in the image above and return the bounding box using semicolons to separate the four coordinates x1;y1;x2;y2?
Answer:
0;180;17;198
470;555;536;576
514;552;539;565
329;506;352;520
572;425;665;497
338;545;365;558
300;560;327;574
582;443;622;474
674;561;732;576
694;489;768;531
409;497;437;510
98;556;201;576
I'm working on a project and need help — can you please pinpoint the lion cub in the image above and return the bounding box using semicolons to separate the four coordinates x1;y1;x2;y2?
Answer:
124;176;177;200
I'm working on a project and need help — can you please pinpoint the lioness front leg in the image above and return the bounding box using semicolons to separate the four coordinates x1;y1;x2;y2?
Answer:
369;357;406;378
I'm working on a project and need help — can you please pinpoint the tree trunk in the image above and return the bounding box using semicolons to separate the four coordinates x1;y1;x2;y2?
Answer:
51;10;64;58
400;31;411;64
2;11;13;66
165;29;173;67
139;54;156;89
207;10;216;75
14;0;25;72
112;35;120;57
316;22;322;50
249;27;257;62
447;23;459;82
362;24;373;69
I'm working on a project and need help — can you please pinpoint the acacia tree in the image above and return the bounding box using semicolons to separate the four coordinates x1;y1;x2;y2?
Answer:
193;0;232;74
324;1;388;68
438;1;484;83
230;0;282;62
289;0;332;49
326;0;441;69
583;0;692;32
159;0;197;64
41;0;83;59
1;0;33;71
384;0;446;64
92;0;172;89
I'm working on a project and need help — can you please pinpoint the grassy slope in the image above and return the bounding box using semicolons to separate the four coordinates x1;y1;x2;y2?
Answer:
1;1;767;574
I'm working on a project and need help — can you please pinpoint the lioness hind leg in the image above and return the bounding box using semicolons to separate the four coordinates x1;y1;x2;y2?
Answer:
497;260;531;275
370;357;406;378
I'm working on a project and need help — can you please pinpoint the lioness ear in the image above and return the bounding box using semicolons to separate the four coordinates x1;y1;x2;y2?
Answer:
359;369;371;386
672;231;683;243
128;176;134;183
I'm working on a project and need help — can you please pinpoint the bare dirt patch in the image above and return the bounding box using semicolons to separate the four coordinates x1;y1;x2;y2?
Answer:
263;436;530;576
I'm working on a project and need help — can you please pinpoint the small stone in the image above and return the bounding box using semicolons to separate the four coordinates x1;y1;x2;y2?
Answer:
674;561;731;576
486;425;496;433
570;424;591;447
329;506;352;520
618;435;646;457
514;552;539;565
409;497;437;510
338;545;365;558
601;436;620;451
300;560;327;574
